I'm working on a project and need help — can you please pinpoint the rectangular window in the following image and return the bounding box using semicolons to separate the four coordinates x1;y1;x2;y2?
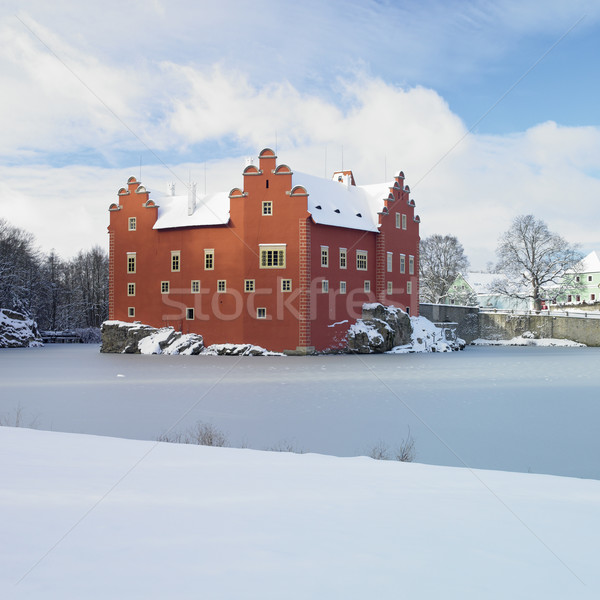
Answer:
281;279;292;292
321;246;329;267
339;248;347;269
161;281;170;294
340;281;347;294
128;307;135;318
127;252;136;273
567;295;572;302
407;281;412;295
217;280;226;293
402;214;407;230
127;283;136;296
395;213;401;228
576;295;581;302
591;294;596;301
387;281;393;295
588;275;593;282
409;255;415;275
186;308;194;320
575;276;580;282
262;201;272;216
245;279;255;293
257;307;267;319
356;250;368;271
400;254;406;274
191;280;200;294
387;252;393;273
322;279;329;293
260;245;286;268
204;249;214;270
364;280;371;293
171;251;180;272
128;217;136;231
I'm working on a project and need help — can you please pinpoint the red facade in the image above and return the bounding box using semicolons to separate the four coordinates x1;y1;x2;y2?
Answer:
107;148;420;352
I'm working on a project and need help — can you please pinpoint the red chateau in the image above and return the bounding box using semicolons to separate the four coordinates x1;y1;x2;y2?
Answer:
108;148;420;353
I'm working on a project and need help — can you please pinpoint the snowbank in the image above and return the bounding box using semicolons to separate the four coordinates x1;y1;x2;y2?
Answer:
1;427;598;599
472;331;585;347
389;315;466;353
0;309;42;348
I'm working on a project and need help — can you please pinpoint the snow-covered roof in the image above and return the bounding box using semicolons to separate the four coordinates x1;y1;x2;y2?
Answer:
152;191;230;230
574;251;600;274
294;172;393;233
149;172;395;232
462;272;507;295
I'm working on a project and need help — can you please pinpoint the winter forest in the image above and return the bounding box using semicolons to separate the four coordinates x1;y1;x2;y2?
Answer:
0;218;108;333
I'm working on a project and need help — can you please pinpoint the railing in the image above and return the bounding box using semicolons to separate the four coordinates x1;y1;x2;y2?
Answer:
479;308;600;319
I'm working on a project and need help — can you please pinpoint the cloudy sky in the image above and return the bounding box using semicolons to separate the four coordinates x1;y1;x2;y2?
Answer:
1;0;599;268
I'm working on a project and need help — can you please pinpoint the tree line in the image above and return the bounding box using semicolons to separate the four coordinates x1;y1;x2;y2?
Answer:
420;214;583;310
0;218;108;331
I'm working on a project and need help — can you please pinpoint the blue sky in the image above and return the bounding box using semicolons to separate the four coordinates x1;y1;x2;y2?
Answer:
1;0;599;267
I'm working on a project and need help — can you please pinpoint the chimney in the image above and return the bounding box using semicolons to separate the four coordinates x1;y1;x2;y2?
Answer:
188;182;197;216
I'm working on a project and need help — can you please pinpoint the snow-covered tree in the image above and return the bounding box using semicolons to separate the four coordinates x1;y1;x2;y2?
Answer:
419;234;469;303
493;215;583;311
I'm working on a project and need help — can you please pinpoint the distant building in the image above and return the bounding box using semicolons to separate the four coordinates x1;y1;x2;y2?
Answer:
552;251;600;307
445;272;529;310
107;148;420;353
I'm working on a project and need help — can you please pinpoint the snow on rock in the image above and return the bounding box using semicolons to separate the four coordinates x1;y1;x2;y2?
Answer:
100;321;204;355
203;343;284;356
346;303;411;353
389;315;466;353
0;309;43;348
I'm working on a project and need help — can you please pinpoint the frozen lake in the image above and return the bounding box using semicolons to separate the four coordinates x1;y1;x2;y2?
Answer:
1;344;599;479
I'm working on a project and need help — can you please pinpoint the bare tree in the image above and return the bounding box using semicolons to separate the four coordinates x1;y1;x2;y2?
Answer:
419;234;469;303
493;215;582;310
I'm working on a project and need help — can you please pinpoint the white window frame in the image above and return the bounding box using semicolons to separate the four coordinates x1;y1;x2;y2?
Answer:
191;280;200;294
262;201;272;216
128;307;135;317
387;252;393;273
281;279;292;292
259;244;286;269
400;254;406;274
387;281;393;295
395;213;400;229
245;279;255;293
128;217;136;231
217;280;226;293
127;252;136;274
161;281;170;294
186;308;194;320
340;281;347;294
171;250;181;272
339;248;347;269
127;283;136;296
364;280;371;293
402;214;407;230
321;246;329;268
257;307;267;319
322;279;329;293
407;281;412;295
204;249;214;271
356;250;368;271
409;255;415;275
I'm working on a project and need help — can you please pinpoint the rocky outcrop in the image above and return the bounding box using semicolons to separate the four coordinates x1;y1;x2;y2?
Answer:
100;321;204;354
346;304;412;353
0;309;43;348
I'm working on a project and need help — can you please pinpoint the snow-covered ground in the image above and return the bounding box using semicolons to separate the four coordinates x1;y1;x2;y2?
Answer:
1;427;599;599
472;333;585;347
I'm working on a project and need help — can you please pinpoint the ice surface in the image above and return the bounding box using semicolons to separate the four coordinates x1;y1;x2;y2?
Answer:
1;344;599;479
